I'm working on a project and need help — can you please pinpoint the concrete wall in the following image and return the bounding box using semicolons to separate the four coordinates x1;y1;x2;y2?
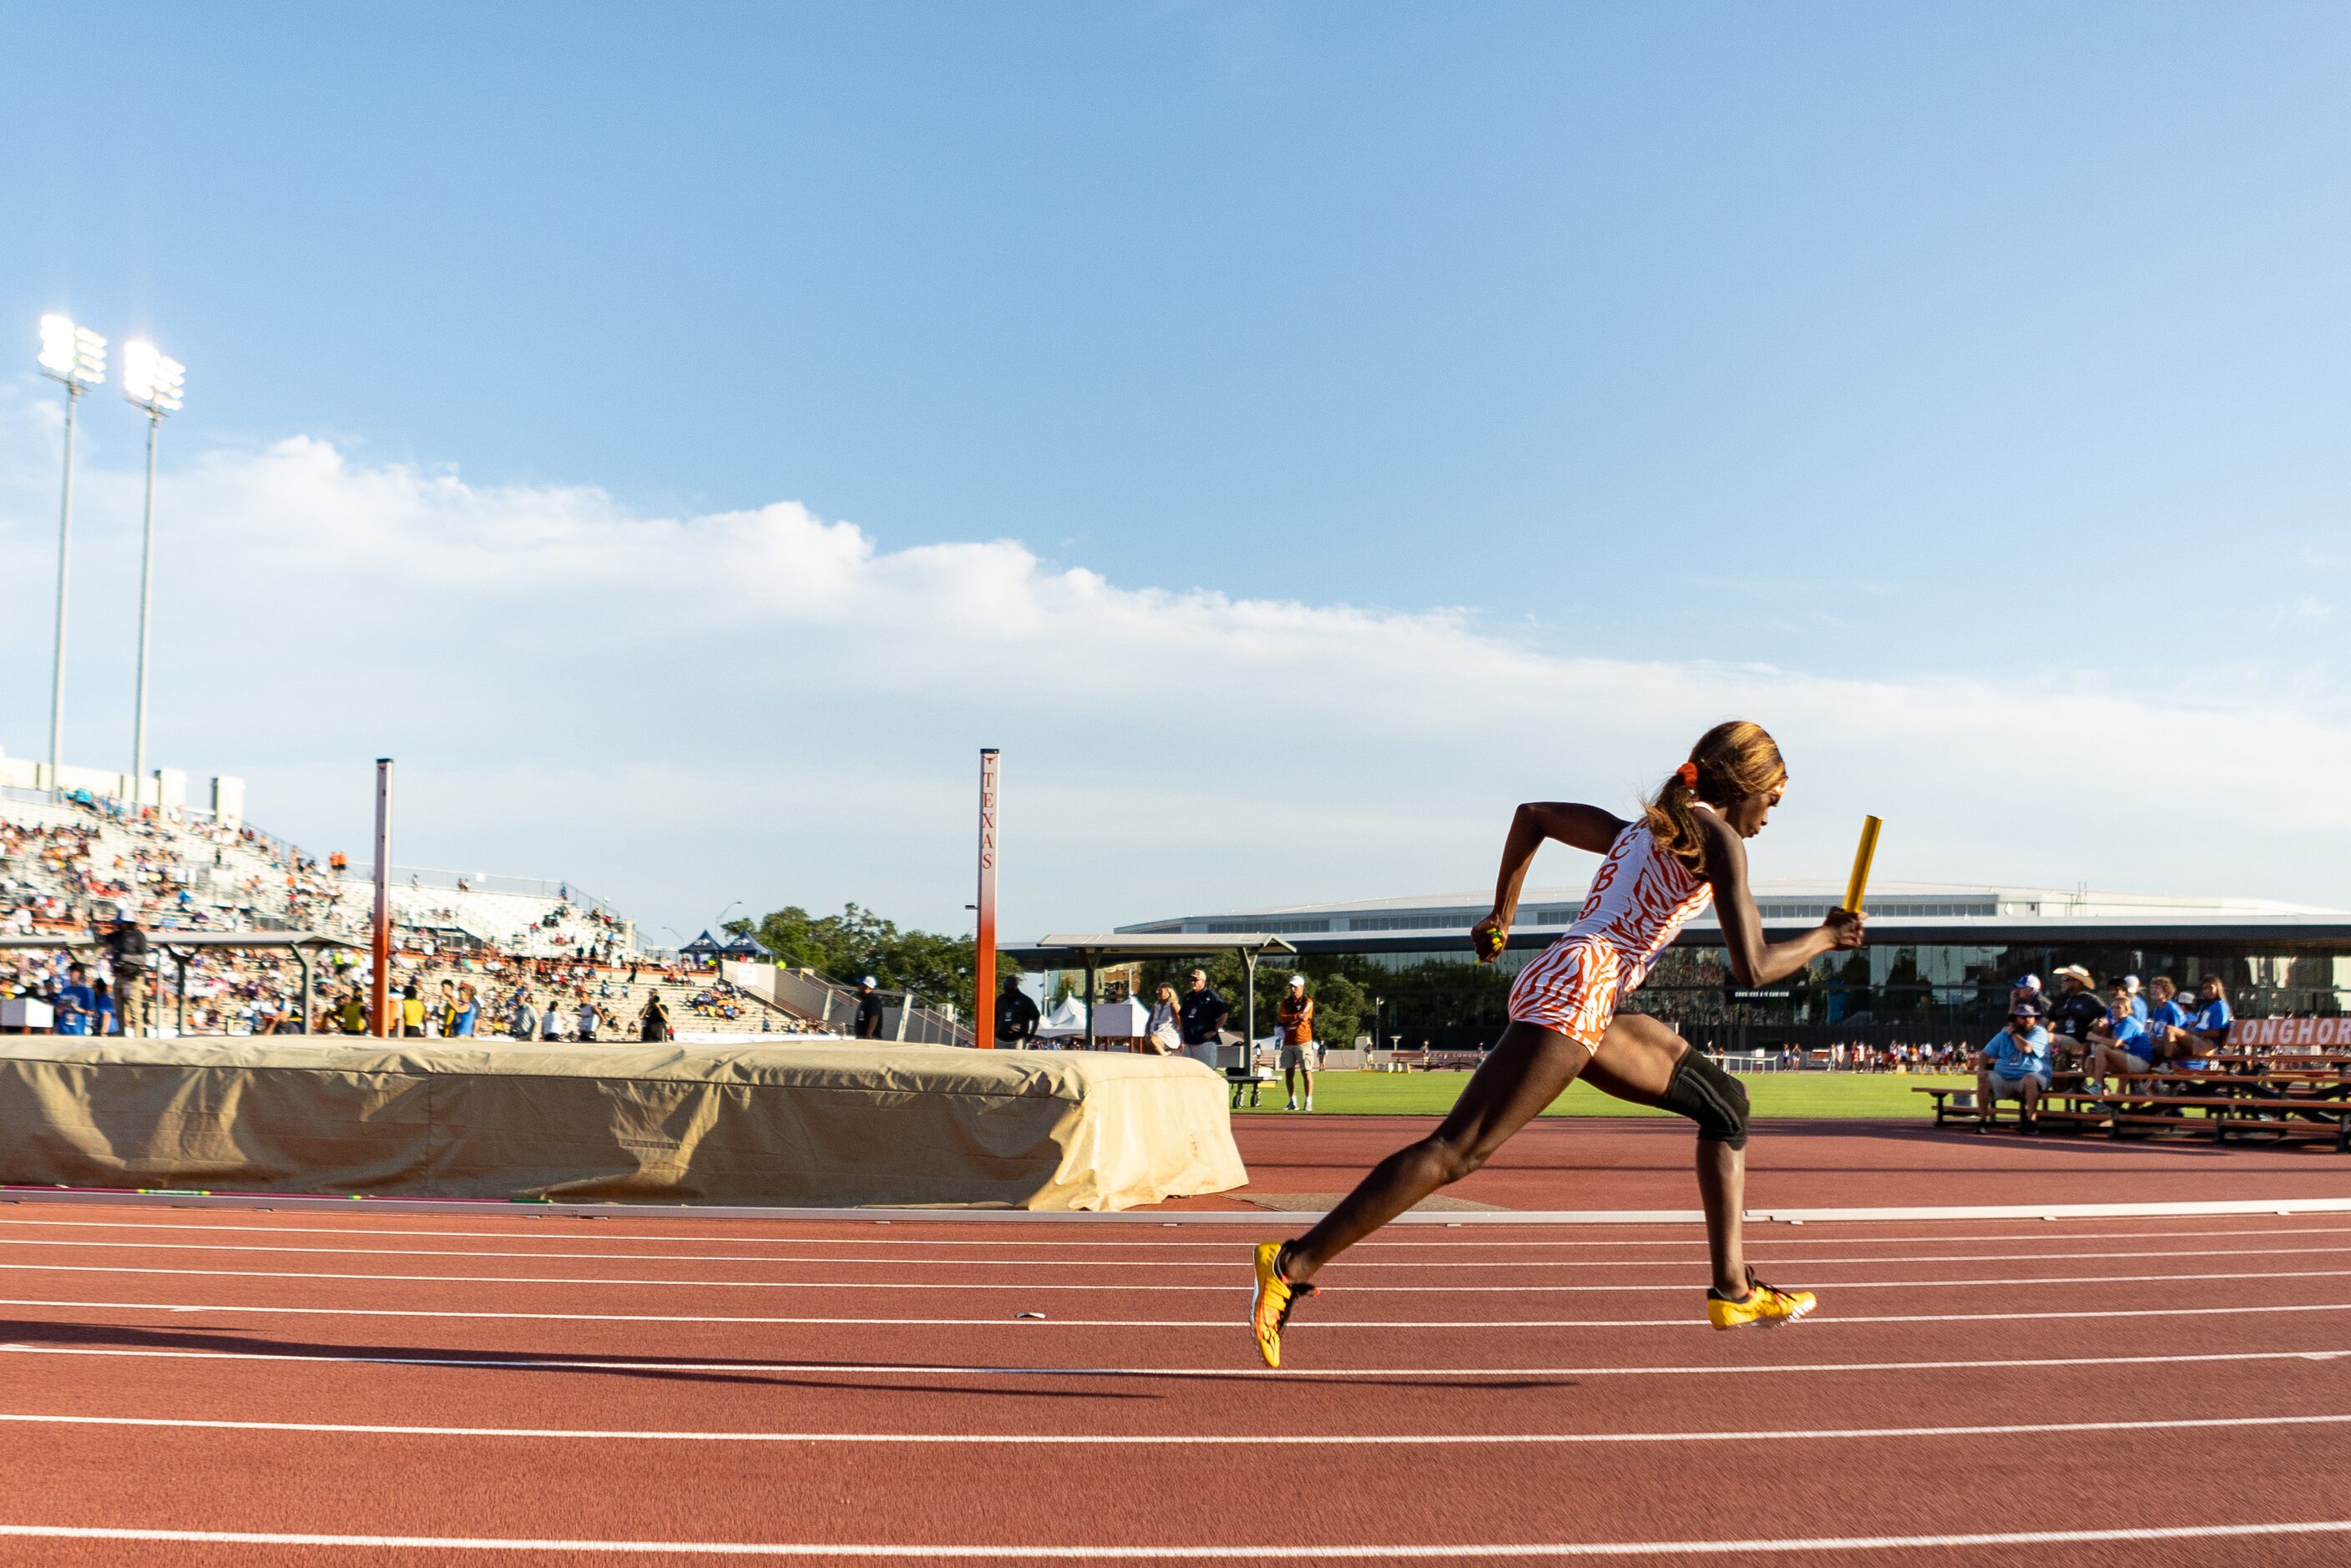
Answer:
0;749;228;817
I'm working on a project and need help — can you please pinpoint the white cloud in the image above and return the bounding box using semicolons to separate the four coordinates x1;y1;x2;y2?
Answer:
3;403;2348;935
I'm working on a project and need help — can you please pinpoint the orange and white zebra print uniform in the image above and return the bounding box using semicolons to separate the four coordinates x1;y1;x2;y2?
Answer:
1505;820;1713;1046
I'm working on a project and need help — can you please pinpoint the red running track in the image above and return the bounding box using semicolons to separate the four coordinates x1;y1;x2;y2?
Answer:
3;1194;2351;1562
1201;1115;2351;1211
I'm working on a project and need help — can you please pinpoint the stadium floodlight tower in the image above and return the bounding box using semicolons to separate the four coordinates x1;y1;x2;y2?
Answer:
36;315;107;798
122;340;186;803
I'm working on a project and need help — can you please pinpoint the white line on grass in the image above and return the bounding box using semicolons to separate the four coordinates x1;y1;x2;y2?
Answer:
0;1409;2346;1446
0;1343;2338;1380
3;1237;2346;1271
2;1520;2350;1557
10;1294;2351;1331
3;1261;2347;1292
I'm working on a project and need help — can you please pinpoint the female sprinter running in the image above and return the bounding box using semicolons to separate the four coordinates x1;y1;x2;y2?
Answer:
1250;720;1866;1368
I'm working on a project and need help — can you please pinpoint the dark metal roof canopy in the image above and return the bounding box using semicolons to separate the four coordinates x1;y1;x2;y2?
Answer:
1006;933;1299;1052
1;930;367;1037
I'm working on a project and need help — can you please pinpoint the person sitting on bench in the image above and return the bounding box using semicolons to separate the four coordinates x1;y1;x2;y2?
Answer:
2085;979;2153;1089
2139;975;2200;1065
2187;978;2234;1056
1975;1001;2053;1131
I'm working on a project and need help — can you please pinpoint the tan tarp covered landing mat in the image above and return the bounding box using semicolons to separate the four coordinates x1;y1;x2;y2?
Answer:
0;1038;1247;1210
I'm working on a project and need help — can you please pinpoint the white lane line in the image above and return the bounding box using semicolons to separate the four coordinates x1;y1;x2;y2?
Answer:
2;1519;2349;1557
5;1237;2347;1270
0;1343;2339;1380
3;1409;2349;1446
11;1294;2351;1332
2;1261;2346;1293
5;1216;2344;1252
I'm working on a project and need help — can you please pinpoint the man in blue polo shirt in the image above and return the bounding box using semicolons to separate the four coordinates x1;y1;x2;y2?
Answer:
1178;968;1229;1070
1975;1001;2053;1131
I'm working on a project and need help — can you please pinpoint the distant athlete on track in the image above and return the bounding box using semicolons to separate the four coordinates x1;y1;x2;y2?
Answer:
1251;721;1867;1367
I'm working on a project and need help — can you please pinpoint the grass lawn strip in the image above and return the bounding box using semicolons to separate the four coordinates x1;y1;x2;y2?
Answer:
1233;1070;1970;1118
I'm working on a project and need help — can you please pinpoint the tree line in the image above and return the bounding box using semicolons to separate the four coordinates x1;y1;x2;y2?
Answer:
725;901;1537;1048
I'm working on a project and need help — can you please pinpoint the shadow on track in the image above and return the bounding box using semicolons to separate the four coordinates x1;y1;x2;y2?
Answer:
0;1318;1572;1393
0;1318;1162;1401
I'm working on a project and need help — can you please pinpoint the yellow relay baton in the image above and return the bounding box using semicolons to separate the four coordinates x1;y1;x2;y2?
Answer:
1843;815;1883;913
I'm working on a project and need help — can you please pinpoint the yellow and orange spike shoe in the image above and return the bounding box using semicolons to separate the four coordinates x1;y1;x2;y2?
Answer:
1706;1270;1817;1331
1251;1241;1315;1368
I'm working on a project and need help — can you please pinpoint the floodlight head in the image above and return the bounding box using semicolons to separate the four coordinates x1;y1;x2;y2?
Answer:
38;316;73;375
37;314;105;387
122;339;185;415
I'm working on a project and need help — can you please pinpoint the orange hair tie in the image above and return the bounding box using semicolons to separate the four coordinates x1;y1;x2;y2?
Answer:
1675;761;1700;790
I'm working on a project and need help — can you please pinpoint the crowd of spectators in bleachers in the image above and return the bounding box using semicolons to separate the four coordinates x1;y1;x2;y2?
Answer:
0;794;847;1041
1971;968;2237;1126
3;797;352;939
1;940;835;1041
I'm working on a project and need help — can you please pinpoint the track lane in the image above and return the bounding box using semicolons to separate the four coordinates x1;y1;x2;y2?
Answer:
0;1414;2345;1561
13;1202;2351;1564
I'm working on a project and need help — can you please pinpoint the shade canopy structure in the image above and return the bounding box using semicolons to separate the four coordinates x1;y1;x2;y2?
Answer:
720;933;771;959
679;931;725;957
0;930;367;1037
1000;933;1298;1052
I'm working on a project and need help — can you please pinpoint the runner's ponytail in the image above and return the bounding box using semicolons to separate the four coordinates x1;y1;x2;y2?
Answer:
1641;721;1788;874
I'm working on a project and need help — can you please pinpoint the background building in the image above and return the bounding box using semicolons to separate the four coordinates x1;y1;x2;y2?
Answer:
1118;881;2351;1052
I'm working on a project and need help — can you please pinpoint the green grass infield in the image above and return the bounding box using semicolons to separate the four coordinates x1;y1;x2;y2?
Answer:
1231;1069;1970;1118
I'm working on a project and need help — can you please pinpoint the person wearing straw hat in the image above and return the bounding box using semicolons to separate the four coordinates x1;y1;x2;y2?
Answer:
1278;974;1317;1111
2045;965;2106;1070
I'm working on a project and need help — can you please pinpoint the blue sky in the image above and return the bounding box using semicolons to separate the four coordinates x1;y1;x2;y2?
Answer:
4;3;2348;934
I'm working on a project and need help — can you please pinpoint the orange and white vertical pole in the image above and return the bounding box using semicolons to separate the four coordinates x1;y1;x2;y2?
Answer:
974;747;999;1050
372;757;393;1038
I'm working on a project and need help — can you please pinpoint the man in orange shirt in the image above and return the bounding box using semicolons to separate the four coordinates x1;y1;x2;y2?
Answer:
1278;974;1317;1112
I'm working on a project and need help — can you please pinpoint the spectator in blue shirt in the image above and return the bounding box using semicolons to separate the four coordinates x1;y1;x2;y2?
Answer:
53;964;96;1037
2121;974;2150;1021
1975;1002;2053;1130
2086;979;2153;1086
2141;976;2195;1064
2189;978;2234;1051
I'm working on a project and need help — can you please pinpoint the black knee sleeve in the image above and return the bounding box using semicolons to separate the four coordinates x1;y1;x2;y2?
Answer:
1662;1049;1750;1150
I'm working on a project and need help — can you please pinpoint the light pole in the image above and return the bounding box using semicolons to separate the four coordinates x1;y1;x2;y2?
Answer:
36;316;106;797
122;341;185;806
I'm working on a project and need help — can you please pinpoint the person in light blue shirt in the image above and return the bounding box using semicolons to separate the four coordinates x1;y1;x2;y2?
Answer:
2121;974;2150;1021
2146;977;2192;1035
2189;978;2234;1051
2087;979;2153;1085
2141;976;2195;1065
1975;1004;2053;1129
53;965;96;1037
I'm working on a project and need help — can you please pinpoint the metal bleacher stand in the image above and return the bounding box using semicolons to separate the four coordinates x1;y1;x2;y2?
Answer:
998;932;1298;1106
1;929;366;1034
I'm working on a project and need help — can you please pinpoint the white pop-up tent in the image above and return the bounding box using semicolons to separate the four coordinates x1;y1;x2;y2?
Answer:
1034;998;1092;1039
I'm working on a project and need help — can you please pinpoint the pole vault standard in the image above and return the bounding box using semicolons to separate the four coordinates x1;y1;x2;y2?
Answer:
974;747;1000;1050
372;759;393;1038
